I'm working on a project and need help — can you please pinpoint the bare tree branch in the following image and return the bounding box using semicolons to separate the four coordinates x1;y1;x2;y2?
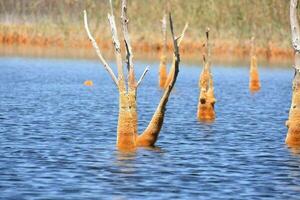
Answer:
108;0;126;89
291;0;300;56
169;13;180;59
176;22;188;46
137;12;181;147
83;10;118;87
163;21;187;89
205;27;211;63
137;67;149;87
121;0;136;88
251;36;255;57
121;0;133;71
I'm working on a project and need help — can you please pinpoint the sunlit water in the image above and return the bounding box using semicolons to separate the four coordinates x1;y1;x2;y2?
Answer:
1;57;300;199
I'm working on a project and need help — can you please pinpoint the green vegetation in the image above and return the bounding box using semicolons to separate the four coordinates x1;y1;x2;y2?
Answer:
0;0;292;48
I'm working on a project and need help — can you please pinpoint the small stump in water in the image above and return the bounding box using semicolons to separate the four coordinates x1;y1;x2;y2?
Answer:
249;56;261;92
198;88;216;121
197;28;216;122
249;37;261;92
84;80;93;86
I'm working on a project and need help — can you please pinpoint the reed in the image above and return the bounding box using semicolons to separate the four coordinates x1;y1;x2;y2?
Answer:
0;0;292;50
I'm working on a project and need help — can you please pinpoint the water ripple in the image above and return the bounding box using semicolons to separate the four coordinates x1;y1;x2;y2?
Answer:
0;58;299;199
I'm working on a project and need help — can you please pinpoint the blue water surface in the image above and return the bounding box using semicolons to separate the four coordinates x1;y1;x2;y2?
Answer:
0;57;300;199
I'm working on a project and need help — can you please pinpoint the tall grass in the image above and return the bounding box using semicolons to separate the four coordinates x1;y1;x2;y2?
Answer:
0;0;292;48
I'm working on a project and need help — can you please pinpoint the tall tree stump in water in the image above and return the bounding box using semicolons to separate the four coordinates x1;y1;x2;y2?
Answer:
286;0;300;146
197;28;216;121
249;37;261;92
84;0;187;151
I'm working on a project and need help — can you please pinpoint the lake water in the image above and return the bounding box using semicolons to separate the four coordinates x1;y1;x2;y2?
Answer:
0;57;300;199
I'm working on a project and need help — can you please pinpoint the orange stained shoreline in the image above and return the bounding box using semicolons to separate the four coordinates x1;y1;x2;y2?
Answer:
0;33;294;62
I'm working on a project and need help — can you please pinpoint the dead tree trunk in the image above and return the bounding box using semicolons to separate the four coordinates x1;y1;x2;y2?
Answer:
164;23;188;89
286;0;300;146
249;36;261;92
197;28;216;121
84;0;186;151
159;14;168;88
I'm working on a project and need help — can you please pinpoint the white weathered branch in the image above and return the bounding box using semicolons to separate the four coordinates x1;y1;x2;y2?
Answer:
107;14;121;53
161;14;167;54
108;0;125;89
291;0;300;55
121;0;134;74
176;22;188;46
121;0;137;90
137;67;149;87
83;10;118;87
169;13;180;59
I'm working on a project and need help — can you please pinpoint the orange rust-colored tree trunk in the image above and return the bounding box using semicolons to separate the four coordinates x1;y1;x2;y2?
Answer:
197;28;216;121
286;0;300;147
159;55;168;88
249;37;261;92
84;0;187;151
137;16;187;146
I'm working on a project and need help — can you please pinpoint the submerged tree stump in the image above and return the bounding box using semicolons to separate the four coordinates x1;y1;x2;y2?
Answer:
249;37;261;92
84;0;187;151
84;80;93;86
197;28;216;121
286;0;300;146
159;55;167;88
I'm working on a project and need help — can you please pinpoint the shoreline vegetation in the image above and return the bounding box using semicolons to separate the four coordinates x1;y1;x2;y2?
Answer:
0;0;295;64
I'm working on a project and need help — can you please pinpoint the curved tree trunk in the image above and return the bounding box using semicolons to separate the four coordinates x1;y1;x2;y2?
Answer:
137;15;187;147
138;55;179;146
286;0;300;146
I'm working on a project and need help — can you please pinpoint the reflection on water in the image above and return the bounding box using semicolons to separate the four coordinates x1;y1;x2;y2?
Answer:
0;57;300;199
287;146;300;156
